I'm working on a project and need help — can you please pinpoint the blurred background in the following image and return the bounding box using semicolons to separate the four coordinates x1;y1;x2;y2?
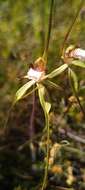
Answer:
0;0;85;190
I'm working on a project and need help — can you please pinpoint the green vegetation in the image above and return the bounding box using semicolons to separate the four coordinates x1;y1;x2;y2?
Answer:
0;0;85;190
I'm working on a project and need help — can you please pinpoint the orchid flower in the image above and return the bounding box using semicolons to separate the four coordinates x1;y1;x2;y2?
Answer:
15;58;68;102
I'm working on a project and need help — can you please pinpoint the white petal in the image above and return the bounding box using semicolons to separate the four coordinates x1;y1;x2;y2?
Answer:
27;68;45;81
71;48;85;61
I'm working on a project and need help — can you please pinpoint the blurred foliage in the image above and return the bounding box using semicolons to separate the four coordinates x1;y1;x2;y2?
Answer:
0;0;85;190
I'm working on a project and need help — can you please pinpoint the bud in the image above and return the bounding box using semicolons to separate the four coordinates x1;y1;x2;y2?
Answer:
70;48;85;61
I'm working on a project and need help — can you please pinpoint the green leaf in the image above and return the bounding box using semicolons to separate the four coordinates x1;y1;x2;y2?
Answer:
71;60;85;68
68;68;78;92
47;64;68;79
37;84;51;115
21;86;38;100
46;80;63;91
15;80;35;102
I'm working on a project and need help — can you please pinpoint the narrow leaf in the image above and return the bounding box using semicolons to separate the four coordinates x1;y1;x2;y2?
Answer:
21;86;38;100
68;68;85;117
71;60;85;68
68;68;78;92
46;80;63;91
37;84;51;115
15;80;35;102
47;64;68;79
45;102;51;114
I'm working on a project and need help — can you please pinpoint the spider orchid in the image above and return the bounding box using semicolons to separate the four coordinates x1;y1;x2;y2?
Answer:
15;46;85;103
14;0;85;190
15;56;68;103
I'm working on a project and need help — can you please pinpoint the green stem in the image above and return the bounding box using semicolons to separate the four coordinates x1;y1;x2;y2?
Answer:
69;68;85;118
37;84;51;190
41;113;50;190
61;0;84;57
29;86;36;162
43;0;54;61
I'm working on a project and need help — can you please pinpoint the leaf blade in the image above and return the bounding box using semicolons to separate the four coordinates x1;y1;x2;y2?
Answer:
68;68;78;92
15;80;35;102
37;84;51;115
46;80;63;91
71;60;85;68
47;64;68;79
